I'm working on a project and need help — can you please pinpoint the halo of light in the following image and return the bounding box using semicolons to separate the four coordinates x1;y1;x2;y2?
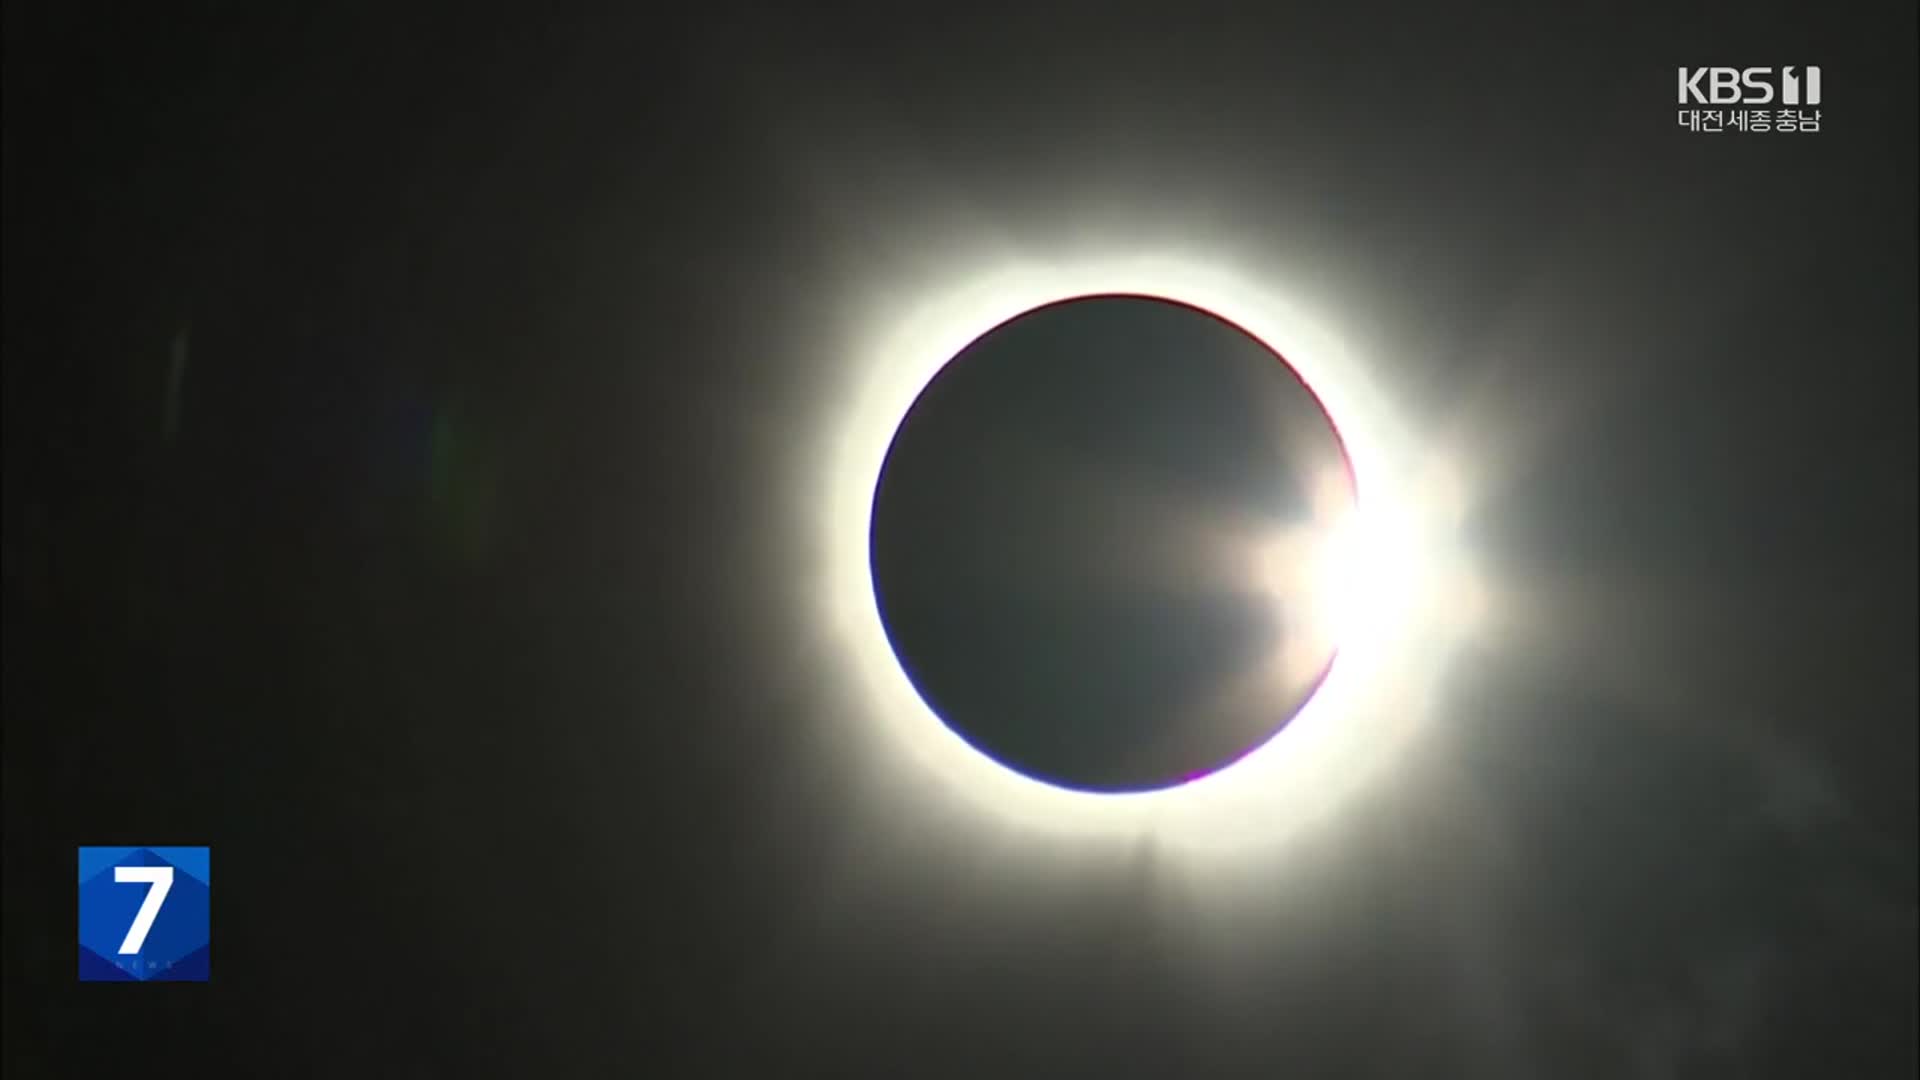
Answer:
815;253;1477;855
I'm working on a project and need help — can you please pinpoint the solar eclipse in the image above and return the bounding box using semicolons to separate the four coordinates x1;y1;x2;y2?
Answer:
867;294;1355;794
814;254;1486;854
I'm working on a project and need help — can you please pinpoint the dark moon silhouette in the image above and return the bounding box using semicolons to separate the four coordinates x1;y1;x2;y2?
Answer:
868;295;1353;793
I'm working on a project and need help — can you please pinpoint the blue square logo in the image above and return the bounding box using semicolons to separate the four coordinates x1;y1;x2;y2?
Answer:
78;847;210;982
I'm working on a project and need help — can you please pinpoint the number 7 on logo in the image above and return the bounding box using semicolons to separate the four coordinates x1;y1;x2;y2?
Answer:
113;866;174;954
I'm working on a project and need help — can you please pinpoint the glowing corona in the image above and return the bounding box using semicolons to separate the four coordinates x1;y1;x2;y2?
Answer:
815;254;1477;855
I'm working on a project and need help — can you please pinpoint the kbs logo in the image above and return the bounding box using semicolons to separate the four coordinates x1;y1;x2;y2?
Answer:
1678;66;1821;105
78;847;210;982
1677;66;1822;135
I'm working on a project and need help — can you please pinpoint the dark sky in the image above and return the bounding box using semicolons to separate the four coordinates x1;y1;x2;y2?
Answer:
4;3;1914;1078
